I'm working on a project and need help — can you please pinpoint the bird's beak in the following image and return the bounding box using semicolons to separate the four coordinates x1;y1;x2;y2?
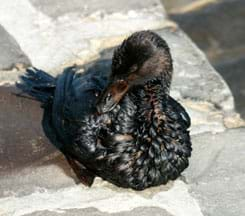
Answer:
96;80;129;113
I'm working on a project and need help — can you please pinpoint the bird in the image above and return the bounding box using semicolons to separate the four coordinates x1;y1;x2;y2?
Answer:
16;30;192;190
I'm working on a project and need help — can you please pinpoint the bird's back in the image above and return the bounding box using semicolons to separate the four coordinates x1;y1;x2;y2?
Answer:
49;66;109;154
90;90;191;190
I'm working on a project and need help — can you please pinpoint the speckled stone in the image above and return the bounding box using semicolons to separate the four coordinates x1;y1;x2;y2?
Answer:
24;207;173;216
184;128;245;216
0;25;31;70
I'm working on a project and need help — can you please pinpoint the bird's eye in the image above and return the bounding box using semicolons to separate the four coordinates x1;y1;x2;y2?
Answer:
106;93;112;101
94;91;99;97
92;90;100;97
129;64;138;73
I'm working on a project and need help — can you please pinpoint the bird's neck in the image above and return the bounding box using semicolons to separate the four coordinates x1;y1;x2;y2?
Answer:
129;78;168;110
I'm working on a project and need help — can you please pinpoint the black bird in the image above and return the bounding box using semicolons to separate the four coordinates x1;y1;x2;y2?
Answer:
17;31;192;190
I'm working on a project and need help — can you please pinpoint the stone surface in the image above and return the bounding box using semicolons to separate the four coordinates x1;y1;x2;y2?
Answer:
24;207;173;216
170;0;245;65
0;151;74;198
30;0;162;18
161;0;199;12
184;128;245;216
155;28;233;111
0;1;234;112
223;113;245;129
0;87;55;175
216;57;245;118
0;0;167;71
0;25;31;70
169;0;245;118
0;177;203;216
181;100;225;135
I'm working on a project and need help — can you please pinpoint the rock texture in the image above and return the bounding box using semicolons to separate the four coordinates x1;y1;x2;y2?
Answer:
0;87;55;176
170;0;245;65
0;0;244;216
0;0;167;71
30;0;163;18
185;128;245;216
161;0;198;12
216;57;245;118
25;207;173;216
169;0;245;118
0;25;31;70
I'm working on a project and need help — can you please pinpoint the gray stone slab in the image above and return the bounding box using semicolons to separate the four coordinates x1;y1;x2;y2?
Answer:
0;25;31;70
0;0;166;71
30;0;162;18
0;150;75;199
184;128;245;216
156;28;234;111
216;57;245;118
0;87;55;176
0;87;77;198
168;0;245;120
0;177;202;216
25;207;173;216
170;0;245;65
161;0;197;12
0;1;234;114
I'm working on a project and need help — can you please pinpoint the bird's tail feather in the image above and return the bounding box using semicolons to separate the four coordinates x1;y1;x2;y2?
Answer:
51;67;76;138
16;67;56;105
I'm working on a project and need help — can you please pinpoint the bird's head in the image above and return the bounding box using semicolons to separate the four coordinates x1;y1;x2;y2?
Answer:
96;30;173;113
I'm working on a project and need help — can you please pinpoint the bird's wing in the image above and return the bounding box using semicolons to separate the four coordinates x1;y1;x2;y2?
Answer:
51;66;108;139
167;96;191;129
46;66;109;185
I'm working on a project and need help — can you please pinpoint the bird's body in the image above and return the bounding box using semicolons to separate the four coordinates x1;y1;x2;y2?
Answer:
17;31;192;190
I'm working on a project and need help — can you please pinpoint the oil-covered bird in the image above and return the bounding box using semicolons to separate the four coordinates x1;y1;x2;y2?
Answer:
17;30;192;190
